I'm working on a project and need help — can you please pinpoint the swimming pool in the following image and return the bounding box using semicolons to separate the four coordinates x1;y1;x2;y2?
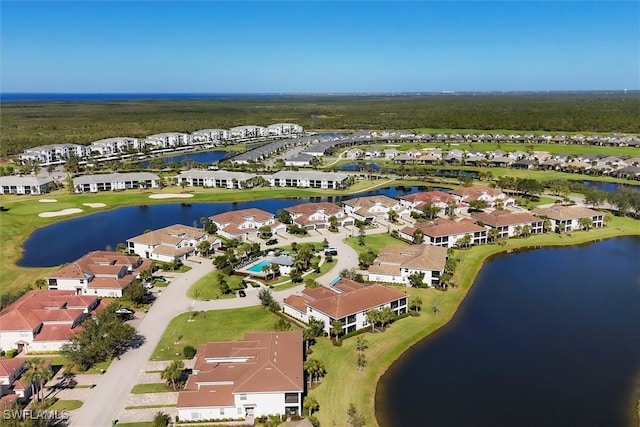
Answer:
247;260;272;273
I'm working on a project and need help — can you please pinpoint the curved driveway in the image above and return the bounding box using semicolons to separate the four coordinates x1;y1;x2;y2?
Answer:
71;225;389;426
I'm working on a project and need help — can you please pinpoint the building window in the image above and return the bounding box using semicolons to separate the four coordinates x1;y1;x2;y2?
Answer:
240;394;247;401
220;408;224;416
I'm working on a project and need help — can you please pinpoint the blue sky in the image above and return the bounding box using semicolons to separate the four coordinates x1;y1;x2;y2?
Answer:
1;1;638;93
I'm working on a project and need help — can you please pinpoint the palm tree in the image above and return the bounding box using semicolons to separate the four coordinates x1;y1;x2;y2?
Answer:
261;263;273;280
514;225;523;238
152;411;171;427
22;358;52;402
161;360;185;390
303;395;319;416
366;310;380;332
521;224;532;237
409;295;423;312
330;319;344;341
378;307;395;331
578;217;593;231
488;228;499;243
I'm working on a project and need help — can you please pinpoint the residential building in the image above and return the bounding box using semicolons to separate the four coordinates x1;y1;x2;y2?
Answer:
0;358;52;405
0;176;55;195
177;331;304;421
19;144;91;165
533;205;604;232
368;245;448;287
144;133;192;149
400;218;488;247
285;202;354;230
191;129;228;143
399;190;465;216
209;208;285;241
450;185;515;208
0;290;99;353
342;195;410;222
266;171;349;189
471;210;544;238
89;137;142;156
176;170;256;189
228;125;266;140
73;172;160;193
47;250;152;297
283;278;408;335
266;123;303;136
127;224;219;263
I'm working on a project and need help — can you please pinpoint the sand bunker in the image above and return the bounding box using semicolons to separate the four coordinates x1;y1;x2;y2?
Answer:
38;208;83;218
38;199;58;203
148;193;194;199
82;203;106;208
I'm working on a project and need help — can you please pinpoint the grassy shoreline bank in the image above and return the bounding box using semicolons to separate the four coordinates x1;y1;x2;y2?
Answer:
315;219;640;426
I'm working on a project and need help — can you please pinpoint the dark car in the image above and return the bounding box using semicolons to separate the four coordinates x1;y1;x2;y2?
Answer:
265;239;278;246
238;290;246;298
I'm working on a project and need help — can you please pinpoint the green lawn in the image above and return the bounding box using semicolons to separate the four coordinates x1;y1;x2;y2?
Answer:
48;400;83;411
130;383;170;394
151;306;295;360
113;423;154;427
345;232;409;256
187;271;243;300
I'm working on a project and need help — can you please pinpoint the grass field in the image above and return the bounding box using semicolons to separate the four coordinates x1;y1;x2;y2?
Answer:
48;400;83;411
150;306;295;360
130;383;169;394
345;232;409;255
186;272;243;300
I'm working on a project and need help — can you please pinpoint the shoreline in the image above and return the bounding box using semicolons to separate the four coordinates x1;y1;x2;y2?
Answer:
360;228;640;427
1;183;639;426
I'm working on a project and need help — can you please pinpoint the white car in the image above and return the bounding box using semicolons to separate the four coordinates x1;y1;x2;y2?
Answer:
115;308;135;316
144;283;154;290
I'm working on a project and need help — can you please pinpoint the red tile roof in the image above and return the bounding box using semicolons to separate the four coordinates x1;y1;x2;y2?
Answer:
209;208;274;225
178;331;303;409
401;191;457;204
308;284;407;319
47;251;149;290
472;210;541;227
0;290;96;332
405;218;485;238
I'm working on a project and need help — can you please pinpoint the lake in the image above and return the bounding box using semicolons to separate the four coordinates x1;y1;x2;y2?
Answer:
19;185;427;267
138;150;227;167
575;180;639;193
376;236;640;427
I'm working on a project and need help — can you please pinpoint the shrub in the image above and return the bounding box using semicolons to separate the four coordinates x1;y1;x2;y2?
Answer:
307;415;320;427
6;349;18;358
182;345;197;359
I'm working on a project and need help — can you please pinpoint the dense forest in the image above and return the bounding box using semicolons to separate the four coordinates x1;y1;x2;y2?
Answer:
1;92;639;158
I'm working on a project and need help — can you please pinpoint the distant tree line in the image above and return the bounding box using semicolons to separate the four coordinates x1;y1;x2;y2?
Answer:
2;93;638;157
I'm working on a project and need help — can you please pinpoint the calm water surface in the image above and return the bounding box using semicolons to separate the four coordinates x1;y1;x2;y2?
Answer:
19;186;425;267
376;236;640;427
138;150;227;167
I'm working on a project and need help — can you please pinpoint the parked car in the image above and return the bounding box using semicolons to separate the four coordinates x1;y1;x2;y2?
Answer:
265;239;278;246
144;283;154;290
325;247;338;256
115;308;135;316
238;290;246;298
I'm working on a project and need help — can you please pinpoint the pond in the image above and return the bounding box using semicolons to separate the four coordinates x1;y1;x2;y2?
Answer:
138;150;227;167
376;236;640;427
338;162;383;171
573;180;639;193
19;185;428;267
